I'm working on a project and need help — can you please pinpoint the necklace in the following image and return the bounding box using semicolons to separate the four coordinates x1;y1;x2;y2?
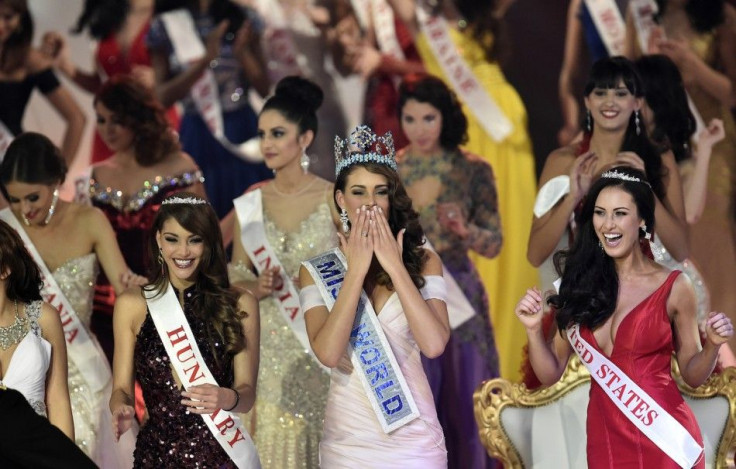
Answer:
0;300;28;351
271;174;318;197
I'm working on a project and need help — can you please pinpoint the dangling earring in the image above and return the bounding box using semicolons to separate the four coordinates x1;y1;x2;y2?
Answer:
598;239;604;251
641;224;652;241
300;149;310;174
158;247;165;276
635;110;641;136
340;208;350;233
21;213;30;226
586;109;592;133
43;187;60;225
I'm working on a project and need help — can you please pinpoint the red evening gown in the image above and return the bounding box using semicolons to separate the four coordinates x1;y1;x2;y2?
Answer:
580;270;704;468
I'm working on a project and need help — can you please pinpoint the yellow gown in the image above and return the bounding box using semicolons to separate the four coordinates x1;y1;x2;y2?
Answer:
416;27;539;381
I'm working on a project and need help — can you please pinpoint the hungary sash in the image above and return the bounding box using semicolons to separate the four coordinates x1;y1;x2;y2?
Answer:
567;324;703;468
160;9;262;163
0;209;111;393
145;283;261;468
233;190;328;374
302;248;420;433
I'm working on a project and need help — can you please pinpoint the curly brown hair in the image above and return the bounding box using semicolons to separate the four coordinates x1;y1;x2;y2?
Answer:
94;75;180;167
145;193;247;360
334;163;427;290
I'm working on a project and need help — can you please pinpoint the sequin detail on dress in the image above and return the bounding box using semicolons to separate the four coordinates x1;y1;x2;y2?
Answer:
87;170;204;212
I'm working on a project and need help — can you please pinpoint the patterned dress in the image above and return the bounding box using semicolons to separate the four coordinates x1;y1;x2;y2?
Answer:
229;196;337;469
397;148;501;469
134;284;235;468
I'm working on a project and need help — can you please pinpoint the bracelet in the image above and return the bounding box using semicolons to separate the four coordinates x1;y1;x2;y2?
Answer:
223;388;240;412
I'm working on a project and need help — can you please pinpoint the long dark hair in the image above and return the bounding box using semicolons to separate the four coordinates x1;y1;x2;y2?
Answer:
95;76;180;166
0;132;67;200
655;0;725;33
584;56;667;200
0;220;43;303
635;55;695;163
0;0;33;73
145;193;246;359
334;163;427;290
72;0;128;39
550;167;656;332
450;0;504;63
397;73;468;150
260;76;323;137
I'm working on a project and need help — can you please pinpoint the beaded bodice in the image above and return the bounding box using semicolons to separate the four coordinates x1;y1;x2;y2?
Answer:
134;284;235;467
52;253;98;328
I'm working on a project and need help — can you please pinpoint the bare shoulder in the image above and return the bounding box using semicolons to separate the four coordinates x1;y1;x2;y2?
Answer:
74;203;108;225
116;287;148;318
36;302;63;336
421;248;443;276
236;290;259;320
162;151;200;175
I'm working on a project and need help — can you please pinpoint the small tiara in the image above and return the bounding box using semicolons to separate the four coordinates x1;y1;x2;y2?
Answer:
161;196;209;205
601;169;651;187
335;125;397;177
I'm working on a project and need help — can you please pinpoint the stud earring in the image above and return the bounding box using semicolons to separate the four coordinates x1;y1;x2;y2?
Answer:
586;110;592;133
339;208;350;233
635;110;641;136
300;149;310;174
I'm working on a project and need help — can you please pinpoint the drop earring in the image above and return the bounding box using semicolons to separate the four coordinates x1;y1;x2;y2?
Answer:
635;110;641;136
641;224;651;240
340;208;350;233
586;109;592;133
300;148;310;174
43;187;60;225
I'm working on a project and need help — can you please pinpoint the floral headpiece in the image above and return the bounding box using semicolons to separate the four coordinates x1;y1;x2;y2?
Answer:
600;169;651;188
334;125;397;177
161;196;209;205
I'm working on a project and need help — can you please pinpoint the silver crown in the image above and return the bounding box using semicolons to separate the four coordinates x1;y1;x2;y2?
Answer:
161;196;209;205
335;125;397;177
601;169;651;187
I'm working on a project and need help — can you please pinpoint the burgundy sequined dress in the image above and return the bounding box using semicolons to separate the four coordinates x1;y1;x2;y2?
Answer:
134;284;235;468
75;170;204;362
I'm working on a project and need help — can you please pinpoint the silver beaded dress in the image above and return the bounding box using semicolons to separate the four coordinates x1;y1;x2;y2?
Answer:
229;186;338;469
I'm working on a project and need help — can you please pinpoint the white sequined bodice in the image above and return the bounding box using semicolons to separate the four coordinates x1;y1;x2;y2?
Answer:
52;253;98;328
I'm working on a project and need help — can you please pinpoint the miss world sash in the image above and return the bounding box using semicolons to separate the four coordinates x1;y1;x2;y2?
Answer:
233;190;329;374
145;283;261;468
0;209;111;393
303;248;420;433
160;9;262;163
416;4;512;142
567;324;703;468
583;0;626;56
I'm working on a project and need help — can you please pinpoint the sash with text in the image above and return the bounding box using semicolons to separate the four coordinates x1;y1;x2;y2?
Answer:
583;0;627;56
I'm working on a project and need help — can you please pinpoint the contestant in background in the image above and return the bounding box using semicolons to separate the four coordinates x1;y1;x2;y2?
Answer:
75;76;204;364
0;0;86;164
41;0;180;163
626;0;736;351
396;73;501;469
110;193;260;467
299;125;449;467
0;132;143;466
147;0;273;218
517;167;731;468
228;76;339;469
0;220;73;443
388;0;538;386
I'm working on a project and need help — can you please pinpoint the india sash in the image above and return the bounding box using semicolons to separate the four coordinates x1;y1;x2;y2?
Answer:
583;0;627;56
416;4;513;142
233;190;328;374
302;248;420;433
145;283;261;468
160;9;262;163
0;120;14;161
567;324;703;468
0;209;112;393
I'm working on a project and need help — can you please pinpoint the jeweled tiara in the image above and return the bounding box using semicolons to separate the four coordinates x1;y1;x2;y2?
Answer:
601;169;651;187
161;196;209;205
335;125;397;177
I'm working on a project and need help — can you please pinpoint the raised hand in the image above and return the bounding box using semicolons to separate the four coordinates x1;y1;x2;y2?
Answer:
120;270;148;288
514;287;545;331
436;202;469;239
614;151;646;172
705;311;734;346
111;404;135;441
569;151;597;205
204;20;229;63
337;206;374;277
696;119;725;154
370;206;405;274
255;265;282;299
40;31;75;77
181;384;237;414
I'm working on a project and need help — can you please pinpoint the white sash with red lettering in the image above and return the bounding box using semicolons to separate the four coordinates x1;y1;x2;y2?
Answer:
145;283;261;468
160;9;262;163
416;5;512;142
233;189;329;374
372;0;405;61
255;0;307;82
583;0;626;56
0;120;14;161
0;208;112;393
567;323;703;468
